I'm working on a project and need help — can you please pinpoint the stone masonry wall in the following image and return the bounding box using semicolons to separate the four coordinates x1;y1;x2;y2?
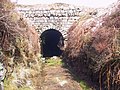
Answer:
16;3;96;39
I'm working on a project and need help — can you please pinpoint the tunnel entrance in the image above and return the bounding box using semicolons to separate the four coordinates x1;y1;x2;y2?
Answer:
40;29;64;57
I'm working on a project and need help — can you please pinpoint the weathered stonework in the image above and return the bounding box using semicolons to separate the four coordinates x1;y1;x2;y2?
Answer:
16;3;96;39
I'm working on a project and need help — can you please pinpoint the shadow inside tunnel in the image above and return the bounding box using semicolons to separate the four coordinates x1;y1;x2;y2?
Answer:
40;29;64;57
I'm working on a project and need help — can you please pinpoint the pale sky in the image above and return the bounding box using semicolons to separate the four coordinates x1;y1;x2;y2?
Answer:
11;0;118;8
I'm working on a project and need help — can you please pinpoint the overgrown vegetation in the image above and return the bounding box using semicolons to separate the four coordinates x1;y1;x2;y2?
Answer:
63;1;120;90
4;77;32;90
0;1;42;90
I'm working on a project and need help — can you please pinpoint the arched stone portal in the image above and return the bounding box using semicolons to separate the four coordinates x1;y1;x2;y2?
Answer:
40;29;64;57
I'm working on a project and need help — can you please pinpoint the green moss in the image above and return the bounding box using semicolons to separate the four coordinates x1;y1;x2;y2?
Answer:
46;57;63;66
79;81;91;90
73;76;92;90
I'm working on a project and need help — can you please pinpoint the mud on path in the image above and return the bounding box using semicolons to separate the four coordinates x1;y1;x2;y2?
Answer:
39;57;83;90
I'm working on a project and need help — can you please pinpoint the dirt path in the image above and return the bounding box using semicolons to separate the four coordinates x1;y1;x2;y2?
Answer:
40;57;82;90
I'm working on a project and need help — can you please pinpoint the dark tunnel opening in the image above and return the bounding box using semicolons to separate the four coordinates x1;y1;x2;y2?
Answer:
40;29;64;57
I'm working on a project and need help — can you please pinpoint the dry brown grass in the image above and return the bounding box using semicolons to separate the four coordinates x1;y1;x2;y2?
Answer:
0;1;42;90
63;1;120;89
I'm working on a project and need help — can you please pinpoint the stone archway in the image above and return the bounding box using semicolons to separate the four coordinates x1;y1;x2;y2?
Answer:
40;29;64;57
